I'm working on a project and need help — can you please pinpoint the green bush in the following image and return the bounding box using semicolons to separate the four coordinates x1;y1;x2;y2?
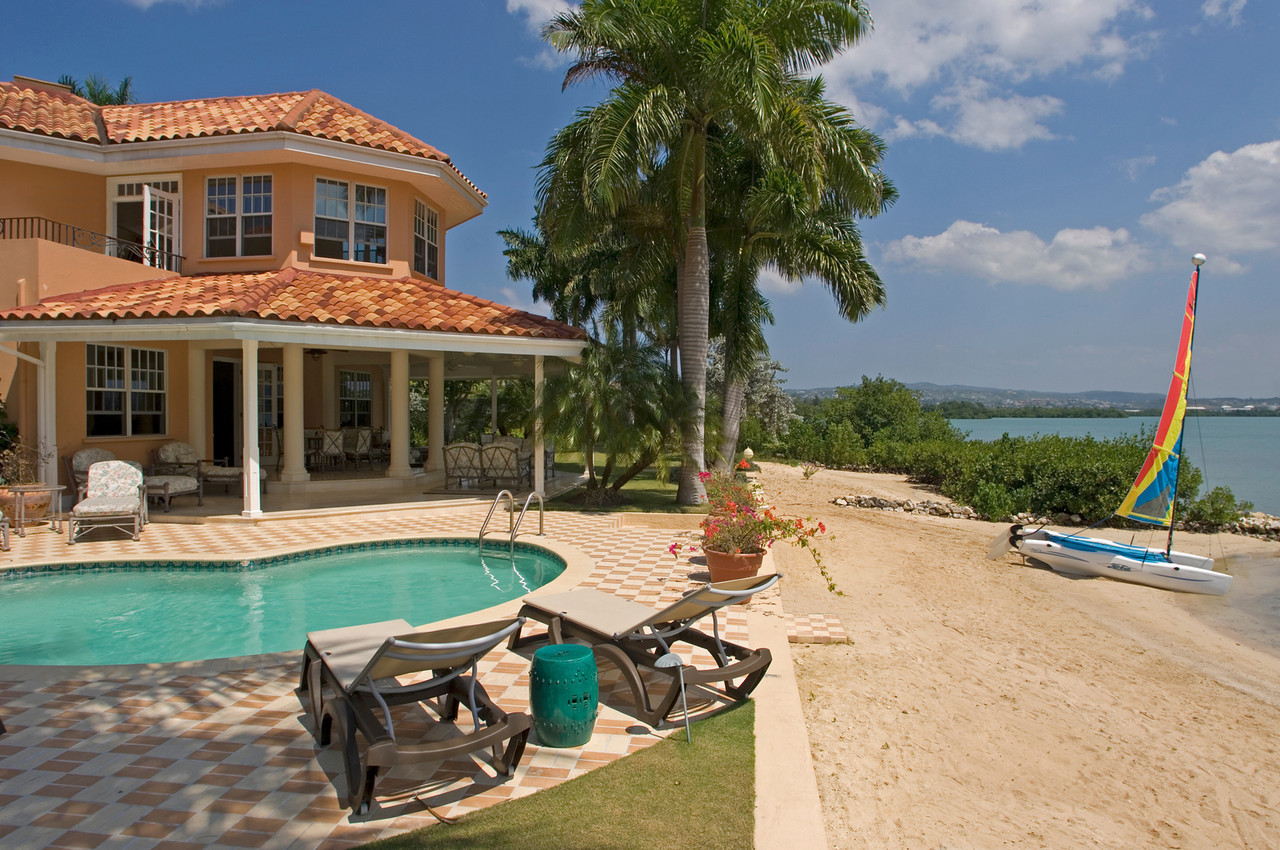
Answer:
1183;486;1253;528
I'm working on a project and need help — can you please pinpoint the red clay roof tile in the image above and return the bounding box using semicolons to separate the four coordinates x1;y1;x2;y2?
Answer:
0;81;484;198
0;268;585;341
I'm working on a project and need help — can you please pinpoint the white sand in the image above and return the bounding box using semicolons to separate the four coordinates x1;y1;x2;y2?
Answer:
758;462;1280;849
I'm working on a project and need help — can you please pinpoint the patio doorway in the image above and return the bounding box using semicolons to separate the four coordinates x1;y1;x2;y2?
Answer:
211;359;240;464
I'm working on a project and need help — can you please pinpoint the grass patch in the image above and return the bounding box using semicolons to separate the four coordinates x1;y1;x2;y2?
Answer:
547;455;706;514
364;701;755;849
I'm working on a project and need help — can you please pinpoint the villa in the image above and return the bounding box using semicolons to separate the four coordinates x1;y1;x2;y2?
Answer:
0;75;586;516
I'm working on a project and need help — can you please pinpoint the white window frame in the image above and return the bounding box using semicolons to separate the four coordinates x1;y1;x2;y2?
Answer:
107;175;183;271
413;199;439;279
206;174;273;258
314;177;387;264
86;343;168;437
338;370;373;428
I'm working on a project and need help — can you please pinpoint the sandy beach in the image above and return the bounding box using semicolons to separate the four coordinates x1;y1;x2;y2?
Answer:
757;462;1280;849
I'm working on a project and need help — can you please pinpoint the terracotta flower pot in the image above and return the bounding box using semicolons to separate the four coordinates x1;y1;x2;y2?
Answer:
0;486;53;523
703;548;765;583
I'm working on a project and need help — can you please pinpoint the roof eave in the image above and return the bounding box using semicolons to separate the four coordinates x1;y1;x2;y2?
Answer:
0;316;585;358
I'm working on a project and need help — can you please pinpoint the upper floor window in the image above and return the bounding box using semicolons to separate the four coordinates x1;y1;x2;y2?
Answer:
413;200;439;279
206;175;273;257
315;178;386;264
86;344;167;437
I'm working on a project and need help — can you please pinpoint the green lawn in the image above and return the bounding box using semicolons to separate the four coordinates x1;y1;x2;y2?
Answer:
364;701;754;849
547;455;707;514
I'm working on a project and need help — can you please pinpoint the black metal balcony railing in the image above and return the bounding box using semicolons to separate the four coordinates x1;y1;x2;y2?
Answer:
0;216;184;273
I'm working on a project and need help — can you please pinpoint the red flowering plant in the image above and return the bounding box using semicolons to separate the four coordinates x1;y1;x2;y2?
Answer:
669;471;839;592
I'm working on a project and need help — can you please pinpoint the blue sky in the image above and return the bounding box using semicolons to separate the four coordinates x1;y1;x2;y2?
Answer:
6;0;1277;398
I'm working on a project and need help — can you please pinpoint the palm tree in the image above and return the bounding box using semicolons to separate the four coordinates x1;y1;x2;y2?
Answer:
707;88;893;465
538;331;684;502
57;74;137;105
541;0;877;504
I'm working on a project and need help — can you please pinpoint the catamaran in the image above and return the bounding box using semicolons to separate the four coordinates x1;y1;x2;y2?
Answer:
989;254;1232;596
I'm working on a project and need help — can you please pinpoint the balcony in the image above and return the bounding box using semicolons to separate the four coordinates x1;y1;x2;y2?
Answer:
0;217;184;274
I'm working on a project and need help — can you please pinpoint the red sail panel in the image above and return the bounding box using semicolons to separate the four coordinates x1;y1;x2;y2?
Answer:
1115;268;1198;526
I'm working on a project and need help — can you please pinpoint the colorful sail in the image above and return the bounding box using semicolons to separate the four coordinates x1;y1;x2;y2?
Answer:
1116;267;1199;526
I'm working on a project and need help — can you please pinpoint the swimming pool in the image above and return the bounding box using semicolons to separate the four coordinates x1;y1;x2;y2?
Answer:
0;538;565;666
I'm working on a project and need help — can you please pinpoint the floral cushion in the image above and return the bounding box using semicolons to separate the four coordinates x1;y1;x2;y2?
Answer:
72;495;141;517
71;448;115;476
85;461;142;500
156;442;201;466
197;461;241;479
144;475;199;495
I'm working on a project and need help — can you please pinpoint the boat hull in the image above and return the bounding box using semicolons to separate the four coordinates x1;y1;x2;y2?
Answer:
1003;527;1232;596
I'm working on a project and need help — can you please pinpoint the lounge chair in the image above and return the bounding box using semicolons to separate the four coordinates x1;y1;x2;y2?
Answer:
154;441;243;494
511;573;781;727
68;460;146;543
298;617;532;815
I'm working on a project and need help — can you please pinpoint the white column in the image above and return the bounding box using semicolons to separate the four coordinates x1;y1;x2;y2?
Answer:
241;339;262;517
387;349;413;478
187;346;207;457
280;343;308;482
428;355;444;471
534;355;545;494
37;342;57;486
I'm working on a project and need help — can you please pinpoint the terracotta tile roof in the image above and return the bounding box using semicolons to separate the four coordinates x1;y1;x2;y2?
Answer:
0;267;585;341
0;81;484;198
0;81;101;142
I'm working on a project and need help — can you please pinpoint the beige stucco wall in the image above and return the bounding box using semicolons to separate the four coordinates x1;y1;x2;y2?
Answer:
179;162;448;283
0;160;104;231
44;340;190;487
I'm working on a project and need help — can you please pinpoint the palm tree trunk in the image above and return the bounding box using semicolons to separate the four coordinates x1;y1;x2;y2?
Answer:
676;130;710;506
717;378;746;471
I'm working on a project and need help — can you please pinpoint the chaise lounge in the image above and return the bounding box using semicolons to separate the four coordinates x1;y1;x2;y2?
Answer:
67;460;146;543
298;617;532;815
510;573;781;726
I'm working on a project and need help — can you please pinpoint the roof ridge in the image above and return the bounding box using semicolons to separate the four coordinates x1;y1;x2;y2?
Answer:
276;90;322;130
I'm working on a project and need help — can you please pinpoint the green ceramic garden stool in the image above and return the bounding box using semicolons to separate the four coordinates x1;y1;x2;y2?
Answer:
530;643;598;747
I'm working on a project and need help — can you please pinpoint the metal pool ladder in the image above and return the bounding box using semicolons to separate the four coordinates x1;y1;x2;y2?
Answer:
478;490;544;554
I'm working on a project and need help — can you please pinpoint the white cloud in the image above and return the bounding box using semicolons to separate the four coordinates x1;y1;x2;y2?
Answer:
822;0;1152;150
119;0;218;8
1202;0;1247;24
1141;140;1280;262
827;0;1149;92
1121;154;1157;180
757;266;803;296
933;85;1064;151
507;0;574;32
883;220;1151;290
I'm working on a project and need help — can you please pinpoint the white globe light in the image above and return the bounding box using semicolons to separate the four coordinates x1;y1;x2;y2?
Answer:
742;447;754;461
1192;253;1207;266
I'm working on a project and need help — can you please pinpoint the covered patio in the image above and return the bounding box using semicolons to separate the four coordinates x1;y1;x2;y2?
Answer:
0;268;586;518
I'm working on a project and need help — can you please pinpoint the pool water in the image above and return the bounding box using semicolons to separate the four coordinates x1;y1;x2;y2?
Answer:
0;539;565;666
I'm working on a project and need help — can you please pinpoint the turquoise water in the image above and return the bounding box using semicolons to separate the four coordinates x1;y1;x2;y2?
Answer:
0;539;564;666
953;416;1280;516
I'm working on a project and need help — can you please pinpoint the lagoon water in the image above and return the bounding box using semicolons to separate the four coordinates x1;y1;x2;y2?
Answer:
955;416;1280;655
953;416;1280;516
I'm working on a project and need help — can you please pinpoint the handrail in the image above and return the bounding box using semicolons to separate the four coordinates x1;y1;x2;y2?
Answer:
0;216;184;273
513;492;544;543
478;490;515;552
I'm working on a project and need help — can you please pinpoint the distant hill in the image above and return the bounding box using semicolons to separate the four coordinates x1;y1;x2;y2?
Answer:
790;382;1280;412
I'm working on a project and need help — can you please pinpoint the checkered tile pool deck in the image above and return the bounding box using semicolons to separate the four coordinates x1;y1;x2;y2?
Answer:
785;613;850;644
0;507;775;847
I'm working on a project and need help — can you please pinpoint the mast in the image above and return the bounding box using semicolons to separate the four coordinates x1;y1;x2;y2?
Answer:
1166;252;1206;556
